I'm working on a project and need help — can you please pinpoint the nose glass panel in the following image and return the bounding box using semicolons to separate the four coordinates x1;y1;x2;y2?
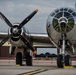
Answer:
52;8;74;33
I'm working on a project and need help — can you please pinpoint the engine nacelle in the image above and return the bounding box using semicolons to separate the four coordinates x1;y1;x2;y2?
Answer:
8;24;25;46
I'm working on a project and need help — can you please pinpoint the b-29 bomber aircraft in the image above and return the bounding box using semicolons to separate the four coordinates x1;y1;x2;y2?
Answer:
0;6;76;68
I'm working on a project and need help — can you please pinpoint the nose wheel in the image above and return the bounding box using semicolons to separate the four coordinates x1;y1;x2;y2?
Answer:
57;55;72;68
65;55;71;66
57;55;63;68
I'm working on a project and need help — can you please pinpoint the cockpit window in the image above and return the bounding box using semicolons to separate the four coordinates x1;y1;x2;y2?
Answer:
52;18;58;28
64;8;68;11
68;18;74;28
72;12;76;16
52;18;60;32
68;9;73;13
51;12;55;16
55;9;59;13
64;12;72;19
60;8;64;11
55;12;63;18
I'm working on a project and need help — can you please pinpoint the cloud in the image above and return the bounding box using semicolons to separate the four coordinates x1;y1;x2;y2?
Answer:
5;1;15;12
0;0;76;33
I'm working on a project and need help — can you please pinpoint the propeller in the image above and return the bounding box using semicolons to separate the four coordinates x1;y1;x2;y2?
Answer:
19;9;38;28
0;12;13;27
0;9;38;51
0;34;12;46
20;35;34;51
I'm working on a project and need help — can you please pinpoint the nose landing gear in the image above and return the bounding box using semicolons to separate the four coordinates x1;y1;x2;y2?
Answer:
57;34;72;68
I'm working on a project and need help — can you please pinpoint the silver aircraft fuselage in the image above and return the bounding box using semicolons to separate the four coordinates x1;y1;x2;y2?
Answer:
46;7;76;50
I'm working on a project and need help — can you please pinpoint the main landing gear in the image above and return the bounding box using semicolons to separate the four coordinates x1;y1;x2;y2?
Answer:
16;52;22;66
57;34;72;68
16;50;33;66
25;52;32;66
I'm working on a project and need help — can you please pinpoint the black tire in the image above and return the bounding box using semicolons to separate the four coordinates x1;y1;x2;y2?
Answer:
16;52;22;66
26;52;32;66
57;55;63;68
65;55;71;66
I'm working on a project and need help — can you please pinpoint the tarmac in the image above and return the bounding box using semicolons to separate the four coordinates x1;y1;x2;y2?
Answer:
0;59;76;75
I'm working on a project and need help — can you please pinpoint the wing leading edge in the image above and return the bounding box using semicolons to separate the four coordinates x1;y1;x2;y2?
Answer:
26;33;55;48
0;32;55;48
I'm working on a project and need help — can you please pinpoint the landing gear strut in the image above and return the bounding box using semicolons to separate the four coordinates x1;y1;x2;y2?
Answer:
57;34;72;68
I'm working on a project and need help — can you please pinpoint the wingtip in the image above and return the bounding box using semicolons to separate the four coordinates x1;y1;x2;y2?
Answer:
35;9;38;12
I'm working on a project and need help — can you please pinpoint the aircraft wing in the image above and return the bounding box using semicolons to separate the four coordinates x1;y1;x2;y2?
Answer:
26;33;55;48
0;32;55;48
0;32;8;39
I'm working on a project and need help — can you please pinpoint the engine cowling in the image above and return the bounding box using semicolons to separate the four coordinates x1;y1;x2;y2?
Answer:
9;23;23;42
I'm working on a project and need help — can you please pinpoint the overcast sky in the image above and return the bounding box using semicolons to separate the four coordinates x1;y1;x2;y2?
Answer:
0;0;76;33
0;0;76;54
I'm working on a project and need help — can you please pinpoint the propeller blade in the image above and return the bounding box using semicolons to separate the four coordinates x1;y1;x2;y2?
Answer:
19;9;38;28
20;35;34;51
0;12;12;27
0;34;12;46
